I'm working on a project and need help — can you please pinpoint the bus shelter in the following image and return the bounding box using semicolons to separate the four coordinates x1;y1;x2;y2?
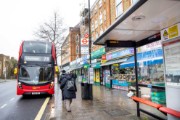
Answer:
93;0;180;119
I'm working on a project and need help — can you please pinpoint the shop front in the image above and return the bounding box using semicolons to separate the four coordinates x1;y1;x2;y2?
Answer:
120;46;165;104
93;0;180;119
91;59;101;85
101;48;134;89
91;47;106;85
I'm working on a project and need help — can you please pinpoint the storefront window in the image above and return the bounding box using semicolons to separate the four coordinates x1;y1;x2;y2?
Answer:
138;64;164;85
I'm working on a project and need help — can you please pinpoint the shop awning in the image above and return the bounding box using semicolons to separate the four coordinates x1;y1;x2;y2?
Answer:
101;58;127;67
93;0;180;47
92;62;101;69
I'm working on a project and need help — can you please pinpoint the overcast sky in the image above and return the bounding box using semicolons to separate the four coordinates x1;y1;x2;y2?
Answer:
0;0;95;60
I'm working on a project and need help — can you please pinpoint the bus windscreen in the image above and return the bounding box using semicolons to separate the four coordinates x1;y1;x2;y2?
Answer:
18;65;53;84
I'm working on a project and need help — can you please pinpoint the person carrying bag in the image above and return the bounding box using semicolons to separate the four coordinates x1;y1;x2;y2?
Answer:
60;73;77;112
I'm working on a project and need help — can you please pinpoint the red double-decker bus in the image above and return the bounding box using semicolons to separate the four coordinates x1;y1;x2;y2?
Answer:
16;41;57;96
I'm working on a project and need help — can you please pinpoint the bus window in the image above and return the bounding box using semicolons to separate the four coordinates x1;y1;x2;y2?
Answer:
23;41;51;54
21;67;29;78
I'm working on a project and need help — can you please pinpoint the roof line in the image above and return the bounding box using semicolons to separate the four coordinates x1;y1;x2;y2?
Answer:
93;0;148;45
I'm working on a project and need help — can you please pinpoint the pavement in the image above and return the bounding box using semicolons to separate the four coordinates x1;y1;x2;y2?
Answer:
45;82;166;120
0;79;11;83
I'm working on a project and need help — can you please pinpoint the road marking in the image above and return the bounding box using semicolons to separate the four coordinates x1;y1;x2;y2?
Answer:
0;104;7;109
34;97;50;120
10;98;15;101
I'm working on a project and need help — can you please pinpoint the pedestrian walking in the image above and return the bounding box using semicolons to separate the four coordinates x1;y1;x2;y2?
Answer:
59;70;67;101
70;71;77;80
60;73;77;112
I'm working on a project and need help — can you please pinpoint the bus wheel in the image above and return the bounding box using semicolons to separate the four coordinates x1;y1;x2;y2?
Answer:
49;94;53;98
22;95;27;98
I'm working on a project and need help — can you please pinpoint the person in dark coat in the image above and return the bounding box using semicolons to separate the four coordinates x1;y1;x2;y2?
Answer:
70;71;77;80
60;73;77;112
59;70;67;101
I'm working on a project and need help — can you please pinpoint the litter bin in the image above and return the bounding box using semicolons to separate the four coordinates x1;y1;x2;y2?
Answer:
81;83;93;100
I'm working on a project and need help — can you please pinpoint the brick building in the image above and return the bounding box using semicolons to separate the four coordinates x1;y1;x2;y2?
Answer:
0;54;10;79
61;25;80;67
61;0;135;66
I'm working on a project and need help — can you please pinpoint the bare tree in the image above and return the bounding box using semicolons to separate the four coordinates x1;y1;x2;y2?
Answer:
34;12;67;57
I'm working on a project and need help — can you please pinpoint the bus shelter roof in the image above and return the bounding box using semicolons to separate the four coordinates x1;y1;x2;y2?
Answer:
93;0;180;47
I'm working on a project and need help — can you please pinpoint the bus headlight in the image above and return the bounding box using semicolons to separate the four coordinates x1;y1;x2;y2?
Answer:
18;82;23;89
50;82;54;88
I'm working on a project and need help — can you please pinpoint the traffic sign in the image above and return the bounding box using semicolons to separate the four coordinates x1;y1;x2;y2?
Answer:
81;38;89;45
82;39;88;44
84;33;89;38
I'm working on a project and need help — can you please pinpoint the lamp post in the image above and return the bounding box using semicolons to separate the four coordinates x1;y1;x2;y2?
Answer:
88;0;93;100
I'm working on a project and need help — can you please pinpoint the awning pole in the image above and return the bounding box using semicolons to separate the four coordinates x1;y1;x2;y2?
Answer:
134;47;140;117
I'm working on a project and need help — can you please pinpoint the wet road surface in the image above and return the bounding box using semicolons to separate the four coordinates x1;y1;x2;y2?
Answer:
0;80;47;120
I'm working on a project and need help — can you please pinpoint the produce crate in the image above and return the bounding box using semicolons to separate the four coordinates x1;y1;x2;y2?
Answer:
105;83;111;88
151;91;166;97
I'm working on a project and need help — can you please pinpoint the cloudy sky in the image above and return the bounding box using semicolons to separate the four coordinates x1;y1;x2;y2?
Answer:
0;0;95;59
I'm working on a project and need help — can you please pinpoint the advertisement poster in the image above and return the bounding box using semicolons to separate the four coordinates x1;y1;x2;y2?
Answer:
163;40;180;87
95;70;100;82
88;68;94;84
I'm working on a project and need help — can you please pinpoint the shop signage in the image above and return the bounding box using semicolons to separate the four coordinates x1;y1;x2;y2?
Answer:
101;55;106;60
101;60;107;64
91;47;105;59
92;62;101;69
138;40;162;52
106;48;134;60
112;64;119;67
91;59;97;64
84;64;90;69
161;23;180;41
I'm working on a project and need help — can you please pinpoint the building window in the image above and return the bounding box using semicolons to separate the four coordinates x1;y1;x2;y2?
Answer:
76;45;79;54
103;10;106;21
91;36;94;42
94;6;97;14
91;23;94;32
95;20;98;29
116;0;123;17
131;0;139;4
76;34;79;43
99;13;103;25
96;32;99;38
100;27;103;35
99;0;102;8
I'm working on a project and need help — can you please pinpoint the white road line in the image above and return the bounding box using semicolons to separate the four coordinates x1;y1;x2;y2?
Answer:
0;104;7;109
34;97;50;120
10;98;15;101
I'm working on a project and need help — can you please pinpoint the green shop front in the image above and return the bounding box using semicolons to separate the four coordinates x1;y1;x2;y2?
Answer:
91;47;105;85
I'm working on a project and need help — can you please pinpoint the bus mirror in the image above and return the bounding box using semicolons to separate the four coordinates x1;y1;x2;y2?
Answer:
55;66;59;73
14;68;18;75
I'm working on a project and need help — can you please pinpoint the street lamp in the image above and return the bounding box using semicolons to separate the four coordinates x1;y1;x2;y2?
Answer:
88;0;93;100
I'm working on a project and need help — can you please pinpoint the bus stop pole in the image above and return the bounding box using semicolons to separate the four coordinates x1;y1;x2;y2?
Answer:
88;0;93;100
134;47;140;117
